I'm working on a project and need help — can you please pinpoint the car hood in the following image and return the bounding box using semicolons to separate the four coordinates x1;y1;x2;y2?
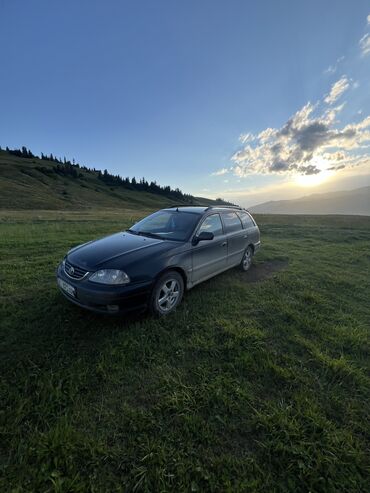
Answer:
67;231;178;270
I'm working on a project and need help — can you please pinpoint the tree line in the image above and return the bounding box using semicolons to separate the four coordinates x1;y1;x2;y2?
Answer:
0;144;232;204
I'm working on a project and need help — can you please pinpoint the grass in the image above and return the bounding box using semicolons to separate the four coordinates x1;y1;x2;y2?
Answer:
1;211;369;492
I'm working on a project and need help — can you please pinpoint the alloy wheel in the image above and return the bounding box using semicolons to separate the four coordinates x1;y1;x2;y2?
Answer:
157;278;180;312
242;247;253;271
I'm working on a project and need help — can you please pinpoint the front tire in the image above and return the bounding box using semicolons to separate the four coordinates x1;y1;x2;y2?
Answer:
149;271;184;316
240;246;253;271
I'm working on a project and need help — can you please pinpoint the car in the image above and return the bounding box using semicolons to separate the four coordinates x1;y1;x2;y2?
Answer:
56;205;261;316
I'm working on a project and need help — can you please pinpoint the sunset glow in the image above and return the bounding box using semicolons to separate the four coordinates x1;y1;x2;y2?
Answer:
295;171;332;187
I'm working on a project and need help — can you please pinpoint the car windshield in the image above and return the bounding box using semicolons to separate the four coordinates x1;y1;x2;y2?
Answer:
128;210;200;241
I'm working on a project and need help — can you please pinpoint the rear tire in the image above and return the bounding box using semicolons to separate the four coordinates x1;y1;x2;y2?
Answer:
240;246;253;271
149;271;184;316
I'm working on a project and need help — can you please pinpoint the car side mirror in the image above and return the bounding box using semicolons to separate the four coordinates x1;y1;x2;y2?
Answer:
193;231;214;245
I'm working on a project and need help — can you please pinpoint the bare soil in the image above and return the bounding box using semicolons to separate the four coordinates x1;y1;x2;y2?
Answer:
243;259;289;283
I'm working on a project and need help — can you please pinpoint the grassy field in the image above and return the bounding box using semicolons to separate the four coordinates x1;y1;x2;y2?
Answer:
1;211;369;492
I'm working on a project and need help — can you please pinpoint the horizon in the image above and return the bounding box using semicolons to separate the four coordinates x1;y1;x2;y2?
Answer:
248;184;370;205
1;144;369;210
1;0;369;206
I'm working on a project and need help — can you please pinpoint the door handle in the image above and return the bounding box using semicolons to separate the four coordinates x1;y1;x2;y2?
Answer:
221;242;227;247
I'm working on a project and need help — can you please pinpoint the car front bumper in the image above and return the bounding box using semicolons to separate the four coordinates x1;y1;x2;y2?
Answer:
56;264;153;314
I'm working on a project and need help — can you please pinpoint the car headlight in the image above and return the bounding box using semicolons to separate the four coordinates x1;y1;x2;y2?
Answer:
89;269;130;285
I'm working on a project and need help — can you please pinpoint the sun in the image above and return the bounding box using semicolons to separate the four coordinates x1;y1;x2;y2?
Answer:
295;169;333;187
294;155;334;187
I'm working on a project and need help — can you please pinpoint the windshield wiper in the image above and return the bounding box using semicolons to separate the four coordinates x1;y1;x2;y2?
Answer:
126;229;139;235
136;231;164;240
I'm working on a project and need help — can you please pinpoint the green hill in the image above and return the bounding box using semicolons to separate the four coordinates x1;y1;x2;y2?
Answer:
0;150;227;210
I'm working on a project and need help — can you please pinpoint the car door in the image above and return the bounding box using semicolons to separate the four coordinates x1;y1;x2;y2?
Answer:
221;211;247;267
237;211;259;245
191;213;228;284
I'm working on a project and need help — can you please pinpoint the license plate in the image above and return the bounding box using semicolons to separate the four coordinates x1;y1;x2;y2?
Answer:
58;278;76;298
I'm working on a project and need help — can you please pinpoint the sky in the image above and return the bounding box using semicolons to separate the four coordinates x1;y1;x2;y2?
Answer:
0;0;369;206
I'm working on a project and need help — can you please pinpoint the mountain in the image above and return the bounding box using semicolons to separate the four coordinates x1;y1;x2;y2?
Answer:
249;187;370;215
0;149;230;210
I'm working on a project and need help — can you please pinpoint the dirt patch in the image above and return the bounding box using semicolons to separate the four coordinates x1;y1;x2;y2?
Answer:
243;259;289;283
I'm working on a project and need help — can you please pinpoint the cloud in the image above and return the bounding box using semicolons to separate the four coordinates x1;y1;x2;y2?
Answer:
239;132;255;144
229;80;370;177
324;56;345;74
324;76;350;104
211;16;370;183
211;167;228;176
359;33;370;55
324;65;336;75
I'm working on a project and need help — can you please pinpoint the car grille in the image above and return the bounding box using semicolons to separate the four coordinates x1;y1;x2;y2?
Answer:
64;260;88;280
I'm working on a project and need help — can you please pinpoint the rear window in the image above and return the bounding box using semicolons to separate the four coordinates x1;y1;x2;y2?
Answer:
238;211;255;228
222;212;243;233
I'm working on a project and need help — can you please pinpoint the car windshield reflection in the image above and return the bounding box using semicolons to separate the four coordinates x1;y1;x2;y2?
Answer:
129;210;200;241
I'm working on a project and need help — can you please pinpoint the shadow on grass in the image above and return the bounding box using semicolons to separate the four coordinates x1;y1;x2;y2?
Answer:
242;259;289;283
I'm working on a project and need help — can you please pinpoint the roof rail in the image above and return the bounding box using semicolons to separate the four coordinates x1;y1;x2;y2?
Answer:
166;204;247;212
166;204;203;208
205;204;243;211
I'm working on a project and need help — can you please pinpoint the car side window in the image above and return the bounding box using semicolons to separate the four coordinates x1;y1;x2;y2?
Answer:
238;211;254;228
198;214;223;237
222;212;243;233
